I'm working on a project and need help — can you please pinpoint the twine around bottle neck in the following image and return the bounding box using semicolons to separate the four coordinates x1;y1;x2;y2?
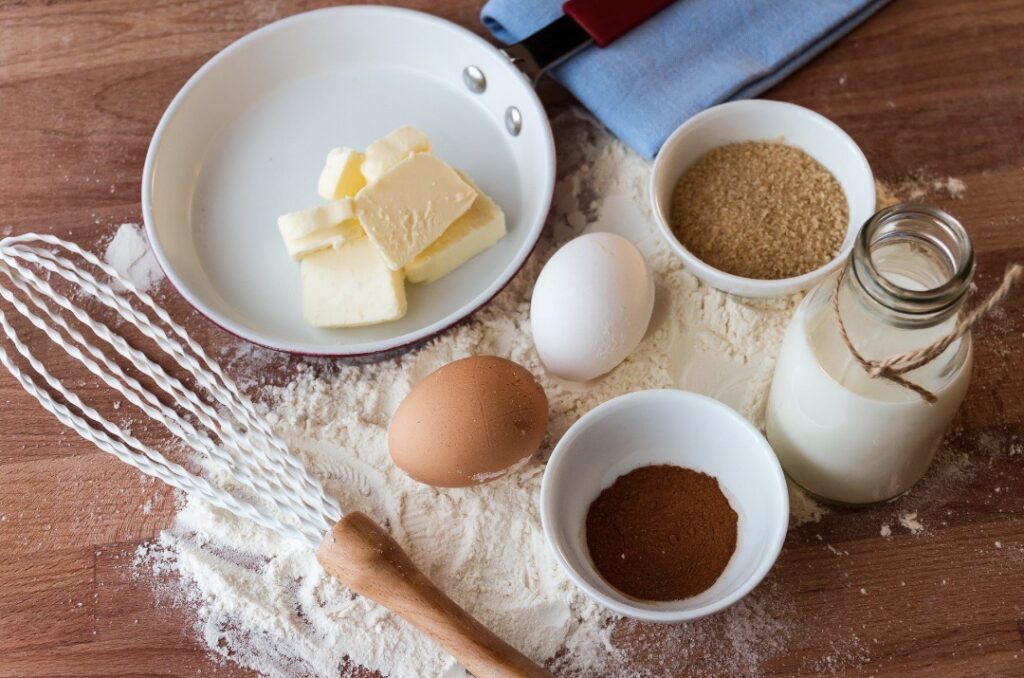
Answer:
831;262;1022;404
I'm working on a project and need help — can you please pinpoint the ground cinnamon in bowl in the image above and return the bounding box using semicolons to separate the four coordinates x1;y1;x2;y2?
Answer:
585;464;737;601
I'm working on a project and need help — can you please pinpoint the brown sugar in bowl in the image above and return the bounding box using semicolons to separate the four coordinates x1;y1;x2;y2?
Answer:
650;100;875;298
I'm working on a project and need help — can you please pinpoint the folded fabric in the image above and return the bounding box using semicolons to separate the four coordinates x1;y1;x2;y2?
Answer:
482;0;889;159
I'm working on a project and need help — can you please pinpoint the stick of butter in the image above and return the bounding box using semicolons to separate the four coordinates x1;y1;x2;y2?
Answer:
300;237;406;327
405;180;506;284
277;199;363;260
355;153;477;271
360;126;431;184
318;147;366;200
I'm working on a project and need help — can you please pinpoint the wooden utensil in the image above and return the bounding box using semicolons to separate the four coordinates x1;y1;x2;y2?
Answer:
319;513;552;677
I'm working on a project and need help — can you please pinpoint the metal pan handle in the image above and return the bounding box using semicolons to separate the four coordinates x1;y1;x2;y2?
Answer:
501;0;675;82
564;0;676;47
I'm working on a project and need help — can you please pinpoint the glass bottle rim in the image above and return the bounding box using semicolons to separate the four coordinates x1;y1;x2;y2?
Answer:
852;202;975;318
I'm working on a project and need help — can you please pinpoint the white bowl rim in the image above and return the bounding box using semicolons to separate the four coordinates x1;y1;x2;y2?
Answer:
140;5;555;357
540;388;789;622
649;99;875;298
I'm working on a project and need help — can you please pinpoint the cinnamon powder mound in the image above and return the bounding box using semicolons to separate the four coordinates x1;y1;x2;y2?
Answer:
586;464;737;601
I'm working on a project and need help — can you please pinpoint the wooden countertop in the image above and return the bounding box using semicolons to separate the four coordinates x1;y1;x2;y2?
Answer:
1;1;1022;676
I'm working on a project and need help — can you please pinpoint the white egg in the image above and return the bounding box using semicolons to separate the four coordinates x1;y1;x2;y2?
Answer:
530;232;655;381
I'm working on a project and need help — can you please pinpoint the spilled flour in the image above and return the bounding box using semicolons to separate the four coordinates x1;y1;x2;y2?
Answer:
104;222;163;292
138;112;808;676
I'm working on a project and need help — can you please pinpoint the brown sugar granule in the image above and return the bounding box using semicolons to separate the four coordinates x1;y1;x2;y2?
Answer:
670;141;848;280
585;464;737;601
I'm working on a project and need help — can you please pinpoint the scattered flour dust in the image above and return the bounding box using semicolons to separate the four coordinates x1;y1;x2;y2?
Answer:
899;511;925;534
104;223;163;292
788;481;829;527
890;171;968;202
137;112;807;677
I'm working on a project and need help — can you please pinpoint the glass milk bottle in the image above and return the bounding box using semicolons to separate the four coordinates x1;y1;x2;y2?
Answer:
766;204;975;504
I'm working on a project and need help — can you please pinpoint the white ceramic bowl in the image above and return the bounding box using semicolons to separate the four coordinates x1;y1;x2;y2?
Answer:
540;389;788;622
650;100;875;297
142;7;554;357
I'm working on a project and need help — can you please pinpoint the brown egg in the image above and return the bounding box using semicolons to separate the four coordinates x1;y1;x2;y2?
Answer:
388;356;548;487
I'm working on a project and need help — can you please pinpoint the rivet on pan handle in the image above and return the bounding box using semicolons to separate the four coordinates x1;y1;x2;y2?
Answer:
500;0;675;82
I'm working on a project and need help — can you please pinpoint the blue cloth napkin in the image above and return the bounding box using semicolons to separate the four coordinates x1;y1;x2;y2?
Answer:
482;0;888;159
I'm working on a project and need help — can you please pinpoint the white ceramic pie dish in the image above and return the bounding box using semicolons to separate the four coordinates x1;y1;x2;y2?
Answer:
142;6;555;356
650;100;875;298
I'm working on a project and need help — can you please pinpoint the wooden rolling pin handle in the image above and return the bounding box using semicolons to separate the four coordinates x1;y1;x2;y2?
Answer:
316;511;553;678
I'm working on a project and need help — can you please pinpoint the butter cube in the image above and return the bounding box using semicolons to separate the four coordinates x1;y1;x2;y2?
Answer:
277;199;362;260
278;198;356;240
318;147;366;200
300;237;406;327
361;126;431;184
355;153;477;270
405;182;506;284
285;223;364;260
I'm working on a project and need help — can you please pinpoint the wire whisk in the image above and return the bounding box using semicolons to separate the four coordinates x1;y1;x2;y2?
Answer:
0;233;550;678
0;233;340;548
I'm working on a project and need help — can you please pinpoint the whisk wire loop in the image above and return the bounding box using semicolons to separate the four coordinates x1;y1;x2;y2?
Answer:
0;303;294;540
0;245;337;531
27;237;342;523
0;234;342;549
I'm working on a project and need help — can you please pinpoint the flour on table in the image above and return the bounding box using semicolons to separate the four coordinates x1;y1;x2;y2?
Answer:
899;511;925;534
788;481;829;527
137;111;803;677
890;171;967;202
104;222;163;292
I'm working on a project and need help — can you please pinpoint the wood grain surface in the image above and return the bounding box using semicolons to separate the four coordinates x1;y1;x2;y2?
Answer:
1;0;1023;676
